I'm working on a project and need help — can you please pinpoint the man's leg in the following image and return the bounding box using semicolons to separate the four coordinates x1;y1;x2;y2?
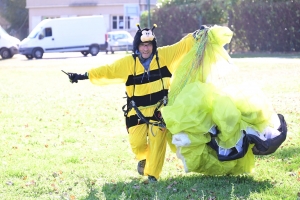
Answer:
128;124;148;161
144;125;167;180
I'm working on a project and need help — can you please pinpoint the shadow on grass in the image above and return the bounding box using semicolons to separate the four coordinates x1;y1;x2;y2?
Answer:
79;147;298;199
79;126;298;200
98;174;272;200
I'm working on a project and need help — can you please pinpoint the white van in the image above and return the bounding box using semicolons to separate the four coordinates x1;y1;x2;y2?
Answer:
19;16;107;59
0;26;20;59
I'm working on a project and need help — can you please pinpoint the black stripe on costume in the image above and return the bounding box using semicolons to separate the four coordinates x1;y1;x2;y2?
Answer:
132;89;169;107
126;111;162;128
126;115;148;128
126;66;171;86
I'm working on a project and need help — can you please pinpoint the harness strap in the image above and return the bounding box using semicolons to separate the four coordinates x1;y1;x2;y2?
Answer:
132;53;138;97
123;53;167;135
155;51;166;94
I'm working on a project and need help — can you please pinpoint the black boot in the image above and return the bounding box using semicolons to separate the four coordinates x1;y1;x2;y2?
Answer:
137;159;146;175
148;175;157;182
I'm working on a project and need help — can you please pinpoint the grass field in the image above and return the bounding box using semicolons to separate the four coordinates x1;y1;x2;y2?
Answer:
0;53;299;200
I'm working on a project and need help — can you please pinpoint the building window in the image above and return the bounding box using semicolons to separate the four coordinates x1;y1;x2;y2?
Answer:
112;4;140;30
112;16;126;30
112;15;137;30
124;4;140;30
126;16;131;29
119;16;124;29
112;16;118;29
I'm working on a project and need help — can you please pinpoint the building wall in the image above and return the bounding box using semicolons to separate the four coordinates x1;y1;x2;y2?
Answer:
26;0;157;36
26;0;153;7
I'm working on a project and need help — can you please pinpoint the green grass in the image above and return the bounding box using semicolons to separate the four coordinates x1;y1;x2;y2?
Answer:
230;51;300;58
0;53;299;199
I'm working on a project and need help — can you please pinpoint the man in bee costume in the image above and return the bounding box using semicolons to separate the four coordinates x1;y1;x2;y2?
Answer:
66;23;198;182
66;24;287;180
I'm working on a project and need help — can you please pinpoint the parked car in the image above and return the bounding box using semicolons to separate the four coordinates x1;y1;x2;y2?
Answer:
106;31;133;54
0;26;20;59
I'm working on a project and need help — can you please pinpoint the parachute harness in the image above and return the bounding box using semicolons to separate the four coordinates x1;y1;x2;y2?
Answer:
124;52;167;136
124;28;211;136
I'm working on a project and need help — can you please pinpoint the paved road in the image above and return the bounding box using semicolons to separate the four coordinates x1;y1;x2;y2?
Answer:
0;52;130;69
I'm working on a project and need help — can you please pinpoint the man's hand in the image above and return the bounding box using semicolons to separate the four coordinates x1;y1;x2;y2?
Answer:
61;70;88;83
68;72;88;83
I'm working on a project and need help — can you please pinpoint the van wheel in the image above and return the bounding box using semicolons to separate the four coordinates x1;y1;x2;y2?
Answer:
81;51;89;56
110;47;114;54
0;48;11;59
25;55;33;60
33;48;44;59
89;45;99;56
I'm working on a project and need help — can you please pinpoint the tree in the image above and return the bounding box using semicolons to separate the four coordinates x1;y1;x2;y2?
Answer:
0;0;28;39
142;0;231;46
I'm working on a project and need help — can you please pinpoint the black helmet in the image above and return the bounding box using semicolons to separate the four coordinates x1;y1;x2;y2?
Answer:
133;24;157;55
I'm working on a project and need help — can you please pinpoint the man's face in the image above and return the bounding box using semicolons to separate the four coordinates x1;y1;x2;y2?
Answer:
138;42;153;59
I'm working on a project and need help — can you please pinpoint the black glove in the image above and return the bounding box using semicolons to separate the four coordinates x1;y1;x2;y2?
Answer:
200;25;211;30
193;25;213;39
68;72;89;83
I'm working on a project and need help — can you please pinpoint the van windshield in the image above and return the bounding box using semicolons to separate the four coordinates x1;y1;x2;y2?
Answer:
28;26;42;39
0;26;8;35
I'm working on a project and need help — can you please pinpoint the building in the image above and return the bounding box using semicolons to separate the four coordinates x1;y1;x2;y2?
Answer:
26;0;157;36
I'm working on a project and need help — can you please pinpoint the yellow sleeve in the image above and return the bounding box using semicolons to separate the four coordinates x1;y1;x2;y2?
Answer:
157;33;195;73
87;55;134;85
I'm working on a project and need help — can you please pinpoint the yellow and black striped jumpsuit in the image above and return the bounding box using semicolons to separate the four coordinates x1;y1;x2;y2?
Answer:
88;33;195;179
